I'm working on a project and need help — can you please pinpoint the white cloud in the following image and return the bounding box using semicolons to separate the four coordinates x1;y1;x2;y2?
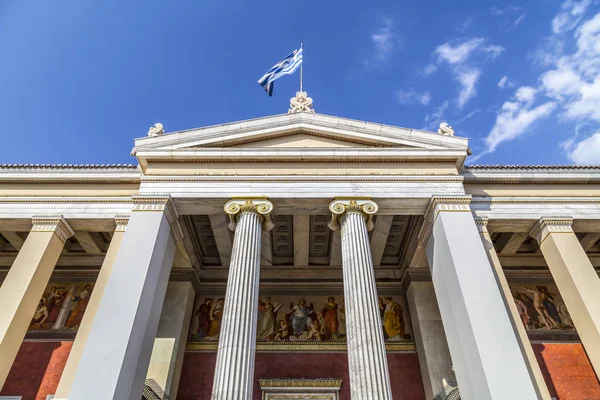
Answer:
498;76;515;88
482;45;505;59
478;86;556;157
423;100;450;130
395;89;431;106
552;0;591;34
422;64;437;75
514;14;527;27
567;131;600;163
371;18;394;61
457;68;481;108
435;38;484;64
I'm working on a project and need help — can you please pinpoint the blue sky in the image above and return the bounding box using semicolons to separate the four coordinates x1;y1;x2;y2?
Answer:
1;0;599;165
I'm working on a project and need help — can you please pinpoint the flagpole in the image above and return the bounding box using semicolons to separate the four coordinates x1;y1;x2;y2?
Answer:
300;42;303;92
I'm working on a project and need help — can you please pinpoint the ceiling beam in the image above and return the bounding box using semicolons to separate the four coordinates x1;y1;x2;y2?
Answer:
74;231;102;254
293;215;310;266
370;216;393;266
330;230;342;266
261;230;272;266
500;232;529;255
209;215;232;267
580;233;600;252
0;232;24;251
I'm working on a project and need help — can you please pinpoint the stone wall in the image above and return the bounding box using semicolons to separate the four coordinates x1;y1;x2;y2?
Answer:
177;352;425;400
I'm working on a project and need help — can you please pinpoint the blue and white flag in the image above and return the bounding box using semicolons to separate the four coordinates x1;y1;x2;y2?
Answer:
258;45;303;96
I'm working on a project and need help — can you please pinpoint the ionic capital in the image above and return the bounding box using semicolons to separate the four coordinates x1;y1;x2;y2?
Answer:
417;196;472;241
224;197;274;231
114;216;130;232
328;197;378;232
31;216;74;244
529;217;573;245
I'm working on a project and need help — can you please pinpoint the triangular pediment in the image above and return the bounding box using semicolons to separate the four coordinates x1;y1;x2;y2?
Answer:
133;112;469;152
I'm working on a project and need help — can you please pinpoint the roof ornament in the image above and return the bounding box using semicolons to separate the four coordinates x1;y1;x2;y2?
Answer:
288;91;315;114
147;123;164;137
438;122;454;136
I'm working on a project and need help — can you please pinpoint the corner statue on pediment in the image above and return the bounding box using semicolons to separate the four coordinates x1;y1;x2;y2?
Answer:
288;91;315;114
147;123;164;137
437;122;454;136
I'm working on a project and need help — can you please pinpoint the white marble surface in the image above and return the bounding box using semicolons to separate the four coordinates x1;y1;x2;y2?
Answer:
211;211;262;399
340;212;393;400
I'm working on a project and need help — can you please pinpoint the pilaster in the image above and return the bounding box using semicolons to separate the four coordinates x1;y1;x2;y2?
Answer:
0;216;73;388
530;217;600;377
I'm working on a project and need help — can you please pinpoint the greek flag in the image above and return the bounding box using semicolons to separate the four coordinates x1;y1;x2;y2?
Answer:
258;45;303;96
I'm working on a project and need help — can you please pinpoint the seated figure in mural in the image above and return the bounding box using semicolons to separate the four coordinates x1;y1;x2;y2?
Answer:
287;299;316;338
30;298;48;329
257;297;282;341
205;298;225;340
306;314;323;341
383;297;405;341
65;284;93;329
321;297;342;340
274;319;290;341
195;298;213;339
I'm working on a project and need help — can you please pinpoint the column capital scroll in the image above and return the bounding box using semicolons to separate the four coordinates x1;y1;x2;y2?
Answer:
417;196;472;241
224;197;274;231
328;197;378;232
529;217;574;245
31;215;74;244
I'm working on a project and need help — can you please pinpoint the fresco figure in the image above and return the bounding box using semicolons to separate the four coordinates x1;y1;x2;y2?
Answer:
537;286;562;328
287;299;315;337
383;297;404;341
196;298;213;338
321;297;341;340
206;298;224;340
65;285;93;329
519;286;561;329
257;297;281;341
513;291;531;328
306;314;323;341
517;292;540;329
274;319;289;341
558;302;574;329
45;287;66;324
30;299;48;328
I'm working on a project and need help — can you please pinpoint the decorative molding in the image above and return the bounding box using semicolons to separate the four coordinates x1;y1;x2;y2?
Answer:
0;197;132;204
473;216;489;233
417;196;472;241
114;216;129;232
288;91;316;114
529;217;574;245
471;197;600;205
328;197;378;232
260;379;342;389
140;175;464;183
31;216;74;244
224;197;274;231
186;341;416;353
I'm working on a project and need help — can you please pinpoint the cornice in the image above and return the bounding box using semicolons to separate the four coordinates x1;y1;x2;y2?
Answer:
529;217;574;245
140;175;464;183
31;216;74;244
471;197;600;205
462;166;600;184
0;197;133;204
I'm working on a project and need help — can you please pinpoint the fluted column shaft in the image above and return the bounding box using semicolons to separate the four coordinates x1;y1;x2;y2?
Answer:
212;198;273;400
331;199;393;400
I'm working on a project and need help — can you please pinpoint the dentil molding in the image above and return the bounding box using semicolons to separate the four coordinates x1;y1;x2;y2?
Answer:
31;216;74;244
529;217;574;245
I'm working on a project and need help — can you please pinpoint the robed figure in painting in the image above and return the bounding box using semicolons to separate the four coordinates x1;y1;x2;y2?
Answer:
257;297;282;341
45;286;66;325
65;285;93;329
321;297;340;340
30;298;48;328
206;298;224;340
195;298;213;339
383;297;405;341
288;299;315;337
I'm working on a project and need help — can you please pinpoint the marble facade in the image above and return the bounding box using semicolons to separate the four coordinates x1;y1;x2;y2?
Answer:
0;109;599;400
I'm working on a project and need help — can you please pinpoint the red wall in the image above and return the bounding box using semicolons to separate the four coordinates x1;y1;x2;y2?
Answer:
533;343;600;400
1;341;72;400
177;352;425;400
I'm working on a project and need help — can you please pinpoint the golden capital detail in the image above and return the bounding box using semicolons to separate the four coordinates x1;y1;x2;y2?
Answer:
474;217;489;233
31;216;74;244
328;198;378;232
417;196;472;241
529;217;573;245
114;216;130;232
224;197;274;231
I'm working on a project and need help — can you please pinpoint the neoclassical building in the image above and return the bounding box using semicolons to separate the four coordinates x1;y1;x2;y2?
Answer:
0;94;599;400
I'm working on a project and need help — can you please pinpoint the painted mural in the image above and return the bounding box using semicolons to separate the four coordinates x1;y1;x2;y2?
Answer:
189;294;411;342
510;284;574;331
29;282;94;331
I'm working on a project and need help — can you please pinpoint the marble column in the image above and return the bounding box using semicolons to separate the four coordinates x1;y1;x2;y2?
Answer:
328;198;392;400
145;281;195;400
68;197;179;400
211;198;274;400
530;217;600;377
406;280;456;400
0;216;73;388
476;218;551;399
421;197;538;400
54;217;129;399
